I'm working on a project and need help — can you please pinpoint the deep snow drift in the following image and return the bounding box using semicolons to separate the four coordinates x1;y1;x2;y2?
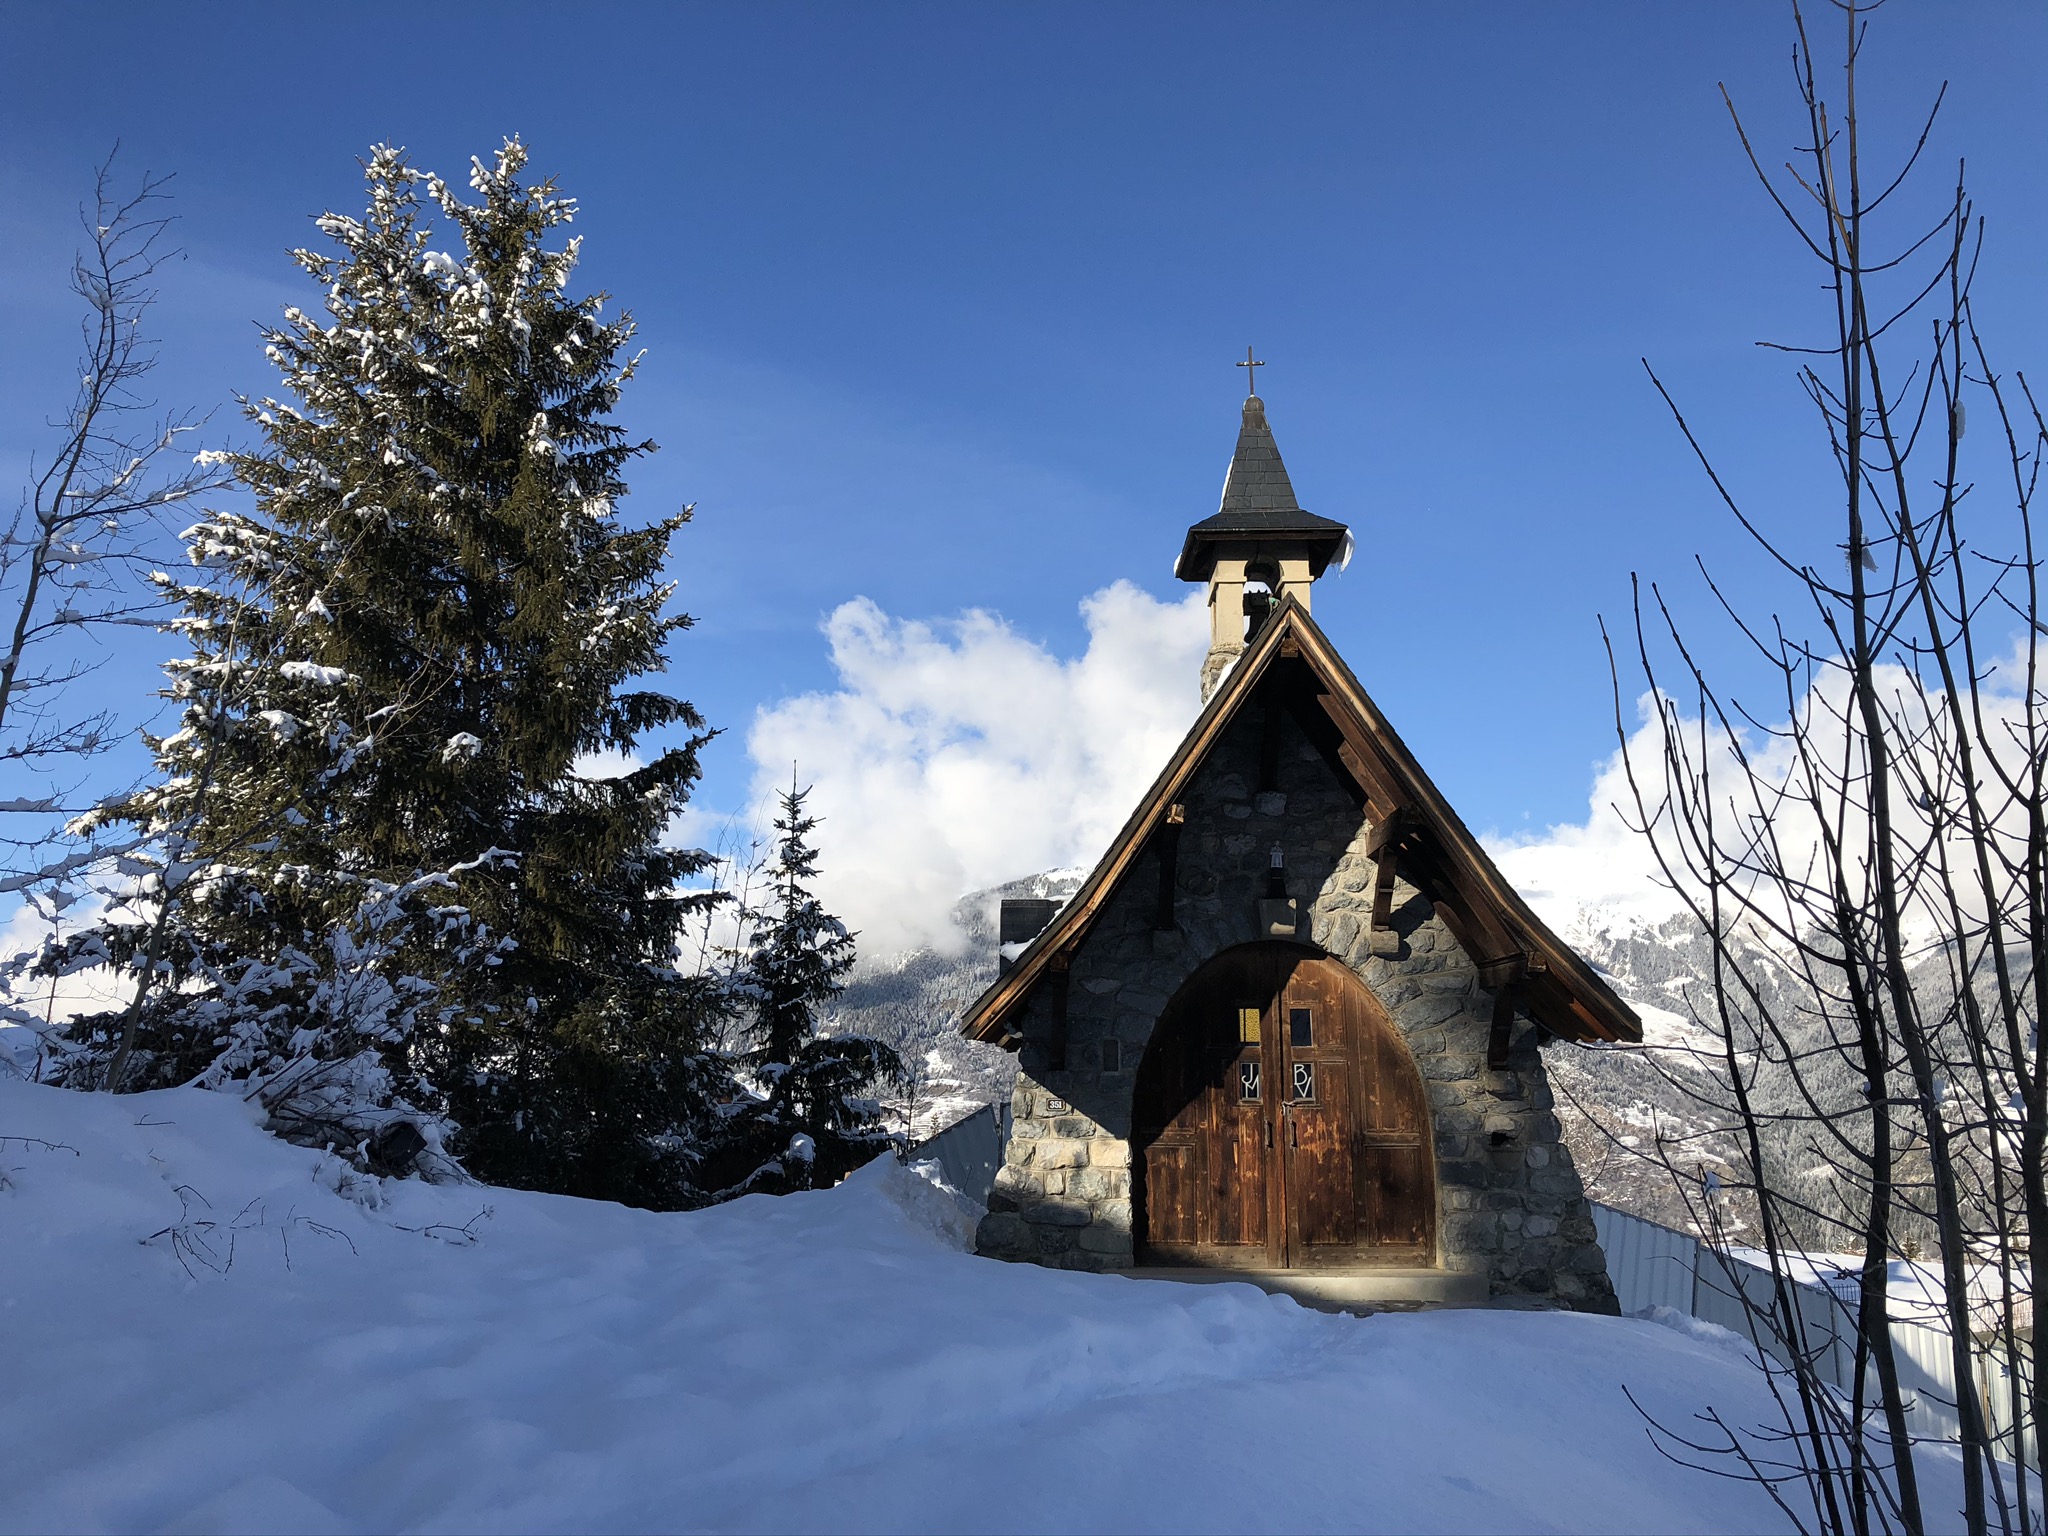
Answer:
0;1077;1958;1535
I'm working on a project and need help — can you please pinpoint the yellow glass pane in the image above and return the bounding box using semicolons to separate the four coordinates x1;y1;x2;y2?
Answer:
1237;1007;1262;1044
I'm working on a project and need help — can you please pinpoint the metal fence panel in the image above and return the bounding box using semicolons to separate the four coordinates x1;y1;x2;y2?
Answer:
1889;1317;1966;1445
906;1102;1006;1208
1690;1248;1857;1390
1600;1204;2026;1460
1592;1201;1701;1318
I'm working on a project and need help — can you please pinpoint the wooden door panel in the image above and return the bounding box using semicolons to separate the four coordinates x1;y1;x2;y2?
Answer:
1141;1138;1202;1249
1360;1021;1425;1135
1288;1104;1358;1253
1279;955;1353;1259
1360;1143;1431;1250
1208;1087;1269;1250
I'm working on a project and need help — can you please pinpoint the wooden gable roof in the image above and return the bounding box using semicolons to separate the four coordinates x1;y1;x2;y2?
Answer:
959;597;1641;1049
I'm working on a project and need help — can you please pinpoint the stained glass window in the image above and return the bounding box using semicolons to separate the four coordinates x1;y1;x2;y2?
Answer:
1239;1060;1262;1101
1237;1007;1262;1044
1289;1007;1313;1048
1292;1061;1315;1102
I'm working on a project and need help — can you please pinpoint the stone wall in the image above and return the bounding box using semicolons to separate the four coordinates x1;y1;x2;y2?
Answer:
974;688;1619;1313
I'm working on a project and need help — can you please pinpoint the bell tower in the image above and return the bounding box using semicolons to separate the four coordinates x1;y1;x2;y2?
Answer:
1176;369;1352;699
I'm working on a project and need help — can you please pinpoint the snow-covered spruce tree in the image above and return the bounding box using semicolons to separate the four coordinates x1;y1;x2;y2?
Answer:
715;782;899;1193
54;141;727;1207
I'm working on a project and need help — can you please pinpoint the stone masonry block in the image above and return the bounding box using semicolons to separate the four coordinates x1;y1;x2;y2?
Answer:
993;1165;1042;1201
1068;1167;1128;1202
1321;910;1361;954
1422;1054;1483;1082
1568;1245;1610;1275
1025;1199;1092;1228
1037;1139;1089;1169
1397;994;1470;1030
976;1212;1028;1255
1516;1239;1559;1269
1442;1214;1501;1255
1034;1227;1077;1258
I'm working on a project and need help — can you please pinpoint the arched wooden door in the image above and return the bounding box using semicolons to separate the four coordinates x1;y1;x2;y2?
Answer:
1133;942;1434;1269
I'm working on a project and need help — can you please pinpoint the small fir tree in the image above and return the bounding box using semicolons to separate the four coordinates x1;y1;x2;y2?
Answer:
719;780;899;1192
53;141;727;1207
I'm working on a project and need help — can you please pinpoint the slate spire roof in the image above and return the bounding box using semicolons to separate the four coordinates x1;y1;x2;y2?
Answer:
1175;395;1352;582
1218;394;1305;517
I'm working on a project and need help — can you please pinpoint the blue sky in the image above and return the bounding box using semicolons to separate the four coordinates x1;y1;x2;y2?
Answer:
4;3;2044;917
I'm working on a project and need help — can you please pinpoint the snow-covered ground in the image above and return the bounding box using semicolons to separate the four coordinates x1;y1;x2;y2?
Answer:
0;1077;1970;1535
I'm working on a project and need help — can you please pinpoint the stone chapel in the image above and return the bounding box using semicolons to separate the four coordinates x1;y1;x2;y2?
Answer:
961;385;1638;1313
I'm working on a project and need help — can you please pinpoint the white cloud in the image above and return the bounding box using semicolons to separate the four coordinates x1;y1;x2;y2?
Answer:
1490;640;2046;957
1486;702;1687;938
573;747;643;779
746;582;1208;957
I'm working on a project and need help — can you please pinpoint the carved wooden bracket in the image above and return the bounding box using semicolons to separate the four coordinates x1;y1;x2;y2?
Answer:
1363;806;1415;957
1481;953;1532;1069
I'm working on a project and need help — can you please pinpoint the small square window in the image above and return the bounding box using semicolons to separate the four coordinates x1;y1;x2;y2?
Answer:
1292;1061;1316;1102
1237;1007;1262;1044
1239;1060;1262;1101
1289;1007;1313;1048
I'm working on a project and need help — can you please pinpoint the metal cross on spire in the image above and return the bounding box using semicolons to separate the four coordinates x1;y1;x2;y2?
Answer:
1236;345;1265;397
